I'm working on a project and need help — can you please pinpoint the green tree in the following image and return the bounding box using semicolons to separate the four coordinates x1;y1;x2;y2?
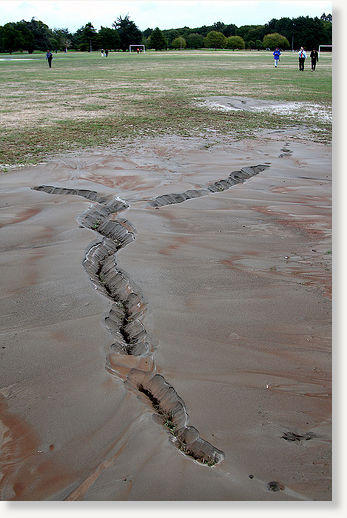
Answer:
225;35;245;49
143;36;151;49
113;15;142;51
204;31;227;49
236;25;266;45
15;18;53;53
321;21;332;47
212;21;226;34
224;24;237;37
195;25;210;37
149;27;167;50
142;28;153;39
98;26;120;50
298;16;331;49
52;28;74;51
321;13;332;23
172;36;186;49
15;20;35;52
264;16;331;49
176;26;191;40
255;39;263;50
186;33;204;49
248;26;266;42
0;23;24;53
163;29;180;46
29;18;53;51
209;21;237;37
74;22;98;51
263;32;289;50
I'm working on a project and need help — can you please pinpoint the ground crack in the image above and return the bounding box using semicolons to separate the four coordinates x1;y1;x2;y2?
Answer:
32;184;225;467
149;164;269;208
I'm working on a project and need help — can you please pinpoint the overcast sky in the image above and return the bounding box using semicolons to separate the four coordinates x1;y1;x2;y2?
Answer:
0;0;333;31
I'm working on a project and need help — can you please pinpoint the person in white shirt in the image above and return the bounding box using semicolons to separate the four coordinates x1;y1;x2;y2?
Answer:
298;47;307;71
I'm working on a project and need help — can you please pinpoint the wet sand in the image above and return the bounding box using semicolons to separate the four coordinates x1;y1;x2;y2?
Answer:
0;130;331;500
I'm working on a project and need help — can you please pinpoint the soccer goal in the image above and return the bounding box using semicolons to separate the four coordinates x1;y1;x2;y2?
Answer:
318;45;332;57
129;45;145;53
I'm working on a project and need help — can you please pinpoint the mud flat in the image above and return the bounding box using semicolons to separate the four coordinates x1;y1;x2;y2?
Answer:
0;130;331;500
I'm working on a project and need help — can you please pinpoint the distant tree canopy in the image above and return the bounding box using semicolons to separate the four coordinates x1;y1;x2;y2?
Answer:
186;33;204;49
113;15;142;51
0;23;25;53
0;17;69;53
172;36;186;49
264;16;331;49
204;30;227;49
225;35;245;49
51;28;75;51
321;13;332;23
98;26;120;50
0;13;332;53
211;21;237;37
149;27;167;50
236;25;266;43
74;22;97;51
263;32;290;50
22;18;52;52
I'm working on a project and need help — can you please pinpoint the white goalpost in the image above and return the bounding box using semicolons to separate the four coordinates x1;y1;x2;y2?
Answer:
129;45;146;53
318;45;332;57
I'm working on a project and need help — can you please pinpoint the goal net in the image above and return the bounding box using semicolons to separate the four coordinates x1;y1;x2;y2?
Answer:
129;45;146;53
318;45;332;57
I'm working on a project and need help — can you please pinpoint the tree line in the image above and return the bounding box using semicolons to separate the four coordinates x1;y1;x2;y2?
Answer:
0;14;332;54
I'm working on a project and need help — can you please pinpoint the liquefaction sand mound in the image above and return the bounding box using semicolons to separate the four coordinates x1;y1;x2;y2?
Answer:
197;96;332;123
0;130;331;500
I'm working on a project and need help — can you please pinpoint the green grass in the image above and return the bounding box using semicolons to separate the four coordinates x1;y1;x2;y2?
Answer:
0;50;332;169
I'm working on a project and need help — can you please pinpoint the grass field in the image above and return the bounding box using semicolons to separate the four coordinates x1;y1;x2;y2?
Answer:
0;50;332;170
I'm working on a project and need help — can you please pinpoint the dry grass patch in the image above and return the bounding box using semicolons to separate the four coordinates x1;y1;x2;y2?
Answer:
0;50;331;169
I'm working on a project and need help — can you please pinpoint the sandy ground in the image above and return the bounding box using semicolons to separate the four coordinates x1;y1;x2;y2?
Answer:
197;96;332;123
0;129;331;501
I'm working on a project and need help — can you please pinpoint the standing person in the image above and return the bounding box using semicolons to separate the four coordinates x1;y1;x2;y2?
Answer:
298;47;306;71
273;47;281;67
105;48;109;57
46;49;53;68
310;48;319;70
101;48;104;57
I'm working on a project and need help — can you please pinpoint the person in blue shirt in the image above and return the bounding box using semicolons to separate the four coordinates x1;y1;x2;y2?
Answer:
273;47;281;67
46;50;53;68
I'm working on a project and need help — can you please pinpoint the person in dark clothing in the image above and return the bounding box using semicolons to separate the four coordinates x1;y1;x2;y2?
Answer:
46;50;53;68
310;49;319;70
105;49;109;57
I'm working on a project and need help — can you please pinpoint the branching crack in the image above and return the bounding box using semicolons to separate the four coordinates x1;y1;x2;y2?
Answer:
31;164;267;468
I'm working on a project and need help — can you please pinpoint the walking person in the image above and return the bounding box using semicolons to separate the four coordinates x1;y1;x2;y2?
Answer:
298;47;306;71
273;47;281;67
46;49;53;68
310;48;319;70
